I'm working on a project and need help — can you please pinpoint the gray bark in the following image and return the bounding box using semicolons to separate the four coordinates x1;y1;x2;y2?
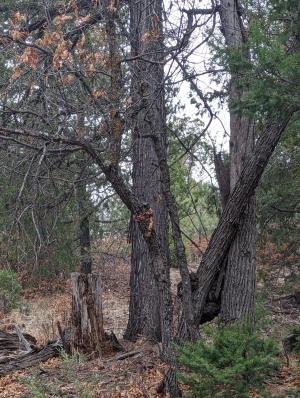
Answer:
124;0;168;343
219;0;256;323
193;110;295;324
76;178;92;274
70;272;104;354
0;343;62;376
214;152;230;210
84;101;295;398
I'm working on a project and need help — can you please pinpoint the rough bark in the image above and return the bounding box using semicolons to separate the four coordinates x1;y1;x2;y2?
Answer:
83;105;295;398
214;152;230;209
124;2;179;394
70;272;104;355
153;137;198;342
0;342;62;376
124;0;168;343
219;0;256;323
0;330;61;377
76;179;92;274
220;195;256;322
125;220;162;341
0;330;36;353
193;110;295;325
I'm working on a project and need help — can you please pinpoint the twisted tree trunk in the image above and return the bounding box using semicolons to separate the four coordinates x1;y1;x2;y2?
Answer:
193;110;295;324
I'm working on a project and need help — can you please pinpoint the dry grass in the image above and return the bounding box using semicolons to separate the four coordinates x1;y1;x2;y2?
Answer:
0;292;71;345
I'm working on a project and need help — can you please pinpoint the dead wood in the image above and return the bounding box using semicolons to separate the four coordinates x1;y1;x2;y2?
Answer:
0;329;62;377
70;272;104;354
107;349;141;362
0;340;62;377
15;325;31;351
57;321;70;353
105;331;125;352
0;330;36;352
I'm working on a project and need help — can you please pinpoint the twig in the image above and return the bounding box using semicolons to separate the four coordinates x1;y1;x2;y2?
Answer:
107;350;141;362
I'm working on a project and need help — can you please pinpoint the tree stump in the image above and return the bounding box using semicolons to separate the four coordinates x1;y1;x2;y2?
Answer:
70;272;104;355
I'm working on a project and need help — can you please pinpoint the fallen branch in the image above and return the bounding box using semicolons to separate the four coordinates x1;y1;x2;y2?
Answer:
0;340;62;376
107;350;141;362
15;326;32;352
0;330;36;352
57;321;70;353
271;294;294;302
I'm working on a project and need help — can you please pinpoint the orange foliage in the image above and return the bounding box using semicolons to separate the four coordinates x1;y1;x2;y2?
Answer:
17;47;39;69
52;40;73;70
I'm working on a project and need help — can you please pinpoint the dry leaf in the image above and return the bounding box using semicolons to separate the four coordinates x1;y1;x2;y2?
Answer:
18;47;39;69
10;67;22;81
92;90;106;98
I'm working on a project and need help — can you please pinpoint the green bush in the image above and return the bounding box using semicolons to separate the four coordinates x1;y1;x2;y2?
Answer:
178;323;280;398
0;269;21;313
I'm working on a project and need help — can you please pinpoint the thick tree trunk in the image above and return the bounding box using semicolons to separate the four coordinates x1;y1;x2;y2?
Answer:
125;221;162;341
193;110;294;325
124;0;168;342
221;109;256;323
84;107;294;397
214;152;230;210
219;0;256;323
124;1;179;393
70;272;104;355
221;196;256;321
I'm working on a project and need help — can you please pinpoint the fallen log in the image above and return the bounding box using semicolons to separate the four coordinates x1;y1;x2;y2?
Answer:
0;330;36;352
0;340;62;377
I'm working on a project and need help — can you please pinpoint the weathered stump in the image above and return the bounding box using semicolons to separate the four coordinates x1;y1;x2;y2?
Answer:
70;272;104;355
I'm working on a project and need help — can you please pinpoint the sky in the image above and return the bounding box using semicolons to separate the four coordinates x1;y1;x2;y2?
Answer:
165;0;230;182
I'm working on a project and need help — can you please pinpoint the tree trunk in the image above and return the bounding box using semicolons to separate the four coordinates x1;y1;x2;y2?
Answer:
124;0;168;342
84;105;294;397
70;272;104;355
221;196;256;322
124;1;183;392
219;0;256;323
76;179;92;274
193;110;294;325
125;220;162;341
153;137;198;342
214;152;230;210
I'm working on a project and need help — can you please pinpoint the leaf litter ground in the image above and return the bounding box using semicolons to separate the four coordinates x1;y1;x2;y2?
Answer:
0;245;299;397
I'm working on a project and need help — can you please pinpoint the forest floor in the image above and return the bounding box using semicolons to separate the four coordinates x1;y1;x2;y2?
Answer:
0;243;299;397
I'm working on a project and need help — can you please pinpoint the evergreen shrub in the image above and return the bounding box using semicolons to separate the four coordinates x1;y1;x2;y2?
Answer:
178;323;280;398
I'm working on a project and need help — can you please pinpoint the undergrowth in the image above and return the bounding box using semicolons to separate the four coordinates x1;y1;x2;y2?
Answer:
178;322;281;398
20;351;95;398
